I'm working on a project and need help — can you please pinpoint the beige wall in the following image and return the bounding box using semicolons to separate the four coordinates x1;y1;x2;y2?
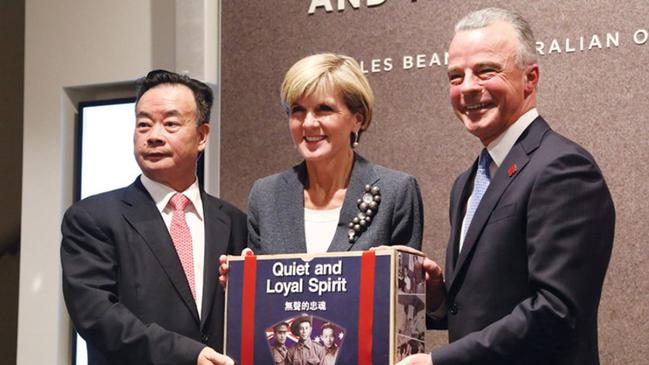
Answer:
20;1;160;363
220;1;649;363
19;1;219;364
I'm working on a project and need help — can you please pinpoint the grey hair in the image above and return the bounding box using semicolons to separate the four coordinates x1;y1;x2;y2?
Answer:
455;8;538;66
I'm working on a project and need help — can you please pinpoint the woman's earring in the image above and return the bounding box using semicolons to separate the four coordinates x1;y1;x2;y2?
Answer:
351;131;360;148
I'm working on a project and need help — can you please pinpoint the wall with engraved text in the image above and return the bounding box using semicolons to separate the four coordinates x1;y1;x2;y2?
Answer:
220;1;649;362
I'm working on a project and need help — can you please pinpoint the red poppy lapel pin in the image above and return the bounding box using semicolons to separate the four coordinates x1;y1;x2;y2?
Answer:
507;163;517;177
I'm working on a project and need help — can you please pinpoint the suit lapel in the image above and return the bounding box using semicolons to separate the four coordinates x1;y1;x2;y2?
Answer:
329;154;380;252
200;193;230;328
278;163;308;253
447;117;549;292
121;179;200;323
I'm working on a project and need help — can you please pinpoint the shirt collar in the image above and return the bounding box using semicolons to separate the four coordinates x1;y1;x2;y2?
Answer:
297;338;314;348
325;344;338;354
486;108;539;167
140;174;204;220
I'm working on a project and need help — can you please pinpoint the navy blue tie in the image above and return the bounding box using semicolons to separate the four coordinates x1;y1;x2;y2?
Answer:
461;149;492;247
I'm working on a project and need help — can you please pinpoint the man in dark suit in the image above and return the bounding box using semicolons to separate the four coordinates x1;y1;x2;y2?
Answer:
397;8;615;365
61;70;247;365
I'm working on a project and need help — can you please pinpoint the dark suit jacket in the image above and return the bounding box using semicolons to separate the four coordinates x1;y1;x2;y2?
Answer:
247;153;423;253
61;177;247;365
430;117;615;365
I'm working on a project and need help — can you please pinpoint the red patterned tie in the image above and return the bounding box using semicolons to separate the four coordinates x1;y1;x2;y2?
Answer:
169;193;196;300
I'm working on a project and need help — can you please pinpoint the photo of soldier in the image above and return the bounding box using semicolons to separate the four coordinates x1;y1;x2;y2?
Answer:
319;322;339;365
271;322;289;365
266;315;345;365
286;315;324;365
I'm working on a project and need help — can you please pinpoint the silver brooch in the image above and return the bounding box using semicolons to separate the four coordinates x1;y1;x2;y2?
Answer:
348;184;381;243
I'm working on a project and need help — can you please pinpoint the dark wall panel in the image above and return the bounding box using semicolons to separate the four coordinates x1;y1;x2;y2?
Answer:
0;0;24;363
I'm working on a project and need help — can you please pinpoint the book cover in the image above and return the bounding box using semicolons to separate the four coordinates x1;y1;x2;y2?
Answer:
225;250;425;364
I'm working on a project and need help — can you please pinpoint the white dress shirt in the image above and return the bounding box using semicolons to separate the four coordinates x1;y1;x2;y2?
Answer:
140;174;205;317
459;108;539;251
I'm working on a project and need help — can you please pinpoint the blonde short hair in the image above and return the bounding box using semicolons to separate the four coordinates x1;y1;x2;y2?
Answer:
280;53;375;134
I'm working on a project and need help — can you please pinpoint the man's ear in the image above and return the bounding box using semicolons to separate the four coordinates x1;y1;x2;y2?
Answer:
197;123;210;152
524;64;539;95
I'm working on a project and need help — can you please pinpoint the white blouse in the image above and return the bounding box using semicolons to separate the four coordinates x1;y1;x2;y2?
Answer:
304;207;342;253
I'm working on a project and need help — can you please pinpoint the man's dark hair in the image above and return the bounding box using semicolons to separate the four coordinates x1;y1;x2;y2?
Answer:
321;322;336;334
135;69;213;125
273;322;289;333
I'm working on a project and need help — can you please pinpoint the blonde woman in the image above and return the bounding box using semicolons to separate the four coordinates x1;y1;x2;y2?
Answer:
247;53;423;254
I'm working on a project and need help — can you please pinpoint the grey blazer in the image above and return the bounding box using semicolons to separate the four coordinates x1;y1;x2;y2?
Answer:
247;154;423;254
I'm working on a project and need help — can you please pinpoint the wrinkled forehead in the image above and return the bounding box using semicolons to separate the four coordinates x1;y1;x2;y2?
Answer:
448;25;519;70
135;83;198;115
138;83;194;101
